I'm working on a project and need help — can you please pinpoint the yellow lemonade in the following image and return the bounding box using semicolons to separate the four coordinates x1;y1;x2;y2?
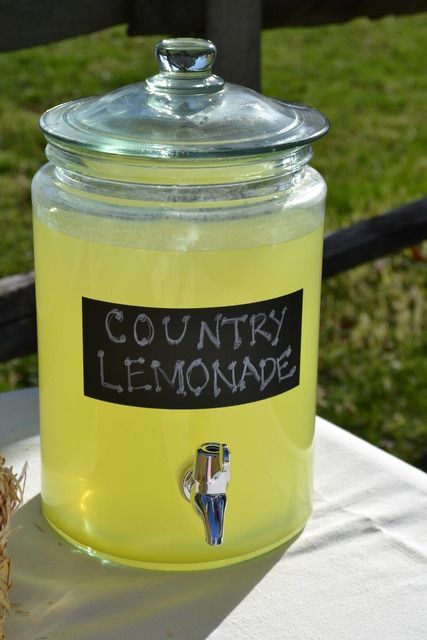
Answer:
33;211;323;570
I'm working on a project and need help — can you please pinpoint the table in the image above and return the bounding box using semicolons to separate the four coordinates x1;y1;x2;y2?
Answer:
1;388;426;639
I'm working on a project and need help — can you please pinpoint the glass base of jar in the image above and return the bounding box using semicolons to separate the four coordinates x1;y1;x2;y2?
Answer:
42;507;309;572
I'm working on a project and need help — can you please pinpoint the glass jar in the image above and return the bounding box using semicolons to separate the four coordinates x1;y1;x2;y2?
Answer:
32;38;329;570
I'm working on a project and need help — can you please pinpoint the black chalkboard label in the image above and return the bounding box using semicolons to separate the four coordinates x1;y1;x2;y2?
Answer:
82;291;303;410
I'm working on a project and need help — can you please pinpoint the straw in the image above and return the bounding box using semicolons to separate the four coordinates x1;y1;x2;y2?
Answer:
0;457;27;640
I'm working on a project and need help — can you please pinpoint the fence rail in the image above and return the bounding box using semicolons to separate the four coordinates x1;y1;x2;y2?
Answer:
2;1;426;52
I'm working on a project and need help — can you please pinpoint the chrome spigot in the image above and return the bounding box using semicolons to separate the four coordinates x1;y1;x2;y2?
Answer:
182;443;230;546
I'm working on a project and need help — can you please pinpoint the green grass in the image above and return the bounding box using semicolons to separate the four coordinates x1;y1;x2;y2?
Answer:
0;16;426;468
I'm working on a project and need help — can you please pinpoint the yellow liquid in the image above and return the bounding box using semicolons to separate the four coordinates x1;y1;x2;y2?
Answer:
33;213;323;570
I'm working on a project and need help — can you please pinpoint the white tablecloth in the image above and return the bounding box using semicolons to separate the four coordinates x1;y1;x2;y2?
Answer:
1;388;426;639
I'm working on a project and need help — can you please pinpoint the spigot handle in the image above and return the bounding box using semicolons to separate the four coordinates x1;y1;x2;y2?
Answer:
194;443;230;495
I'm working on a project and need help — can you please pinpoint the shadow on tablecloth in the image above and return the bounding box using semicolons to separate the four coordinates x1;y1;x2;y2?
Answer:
7;495;296;640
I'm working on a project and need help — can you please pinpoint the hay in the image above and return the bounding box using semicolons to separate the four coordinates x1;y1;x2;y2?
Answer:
0;457;26;640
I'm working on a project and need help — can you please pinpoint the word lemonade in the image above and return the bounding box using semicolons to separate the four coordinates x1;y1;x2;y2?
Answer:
84;290;302;408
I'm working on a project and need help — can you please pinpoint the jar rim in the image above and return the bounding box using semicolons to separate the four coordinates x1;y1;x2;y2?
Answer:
45;143;314;187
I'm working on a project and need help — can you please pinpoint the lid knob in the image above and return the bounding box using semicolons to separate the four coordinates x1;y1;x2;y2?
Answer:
155;38;217;74
147;38;224;94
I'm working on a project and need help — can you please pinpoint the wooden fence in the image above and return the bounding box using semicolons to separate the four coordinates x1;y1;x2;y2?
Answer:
1;0;426;89
0;0;426;362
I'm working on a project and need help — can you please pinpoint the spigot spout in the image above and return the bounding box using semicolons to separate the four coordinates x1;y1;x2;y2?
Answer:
193;493;227;546
182;442;230;546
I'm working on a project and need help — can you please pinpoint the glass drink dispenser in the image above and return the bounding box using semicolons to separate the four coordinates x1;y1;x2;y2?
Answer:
32;39;329;570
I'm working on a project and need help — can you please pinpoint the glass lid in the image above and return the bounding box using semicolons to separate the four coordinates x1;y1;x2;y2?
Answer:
40;38;329;159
